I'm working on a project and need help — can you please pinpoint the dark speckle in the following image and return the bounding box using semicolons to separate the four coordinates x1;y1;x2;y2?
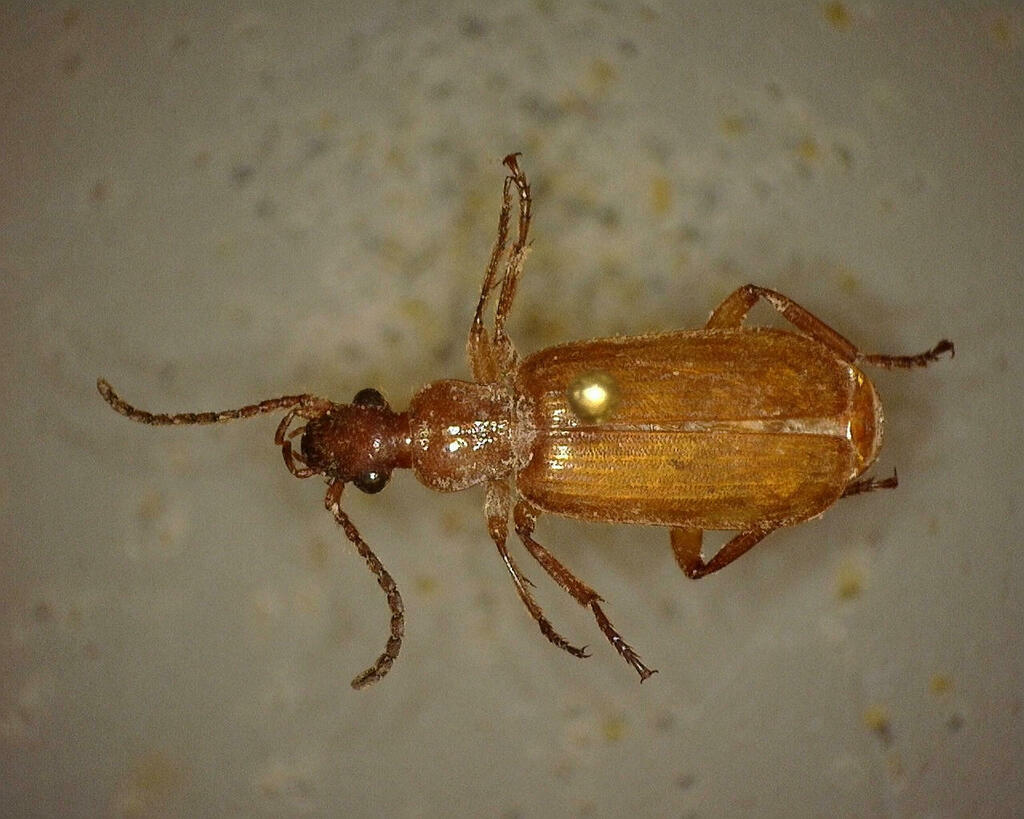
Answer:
519;93;564;123
171;33;190;52
946;713;964;733
63;8;80;28
231;164;255;187
62;53;82;75
305;136;329;160
33;601;54;622
597;205;619;228
428;82;454;101
255;199;276;218
89;179;109;203
460;16;486;38
617;39;638;57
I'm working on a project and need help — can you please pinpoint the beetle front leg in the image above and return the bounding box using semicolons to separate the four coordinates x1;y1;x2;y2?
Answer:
706;284;954;368
485;482;590;660
670;524;777;579
468;170;516;383
514;501;656;682
489;154;531;376
325;481;405;689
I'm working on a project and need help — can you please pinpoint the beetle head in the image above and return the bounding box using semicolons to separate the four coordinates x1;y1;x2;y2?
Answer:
297;388;412;493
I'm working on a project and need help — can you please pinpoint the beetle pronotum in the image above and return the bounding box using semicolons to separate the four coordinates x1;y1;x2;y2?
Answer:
99;154;953;687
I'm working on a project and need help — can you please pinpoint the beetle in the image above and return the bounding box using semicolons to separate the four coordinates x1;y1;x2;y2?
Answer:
99;154;953;687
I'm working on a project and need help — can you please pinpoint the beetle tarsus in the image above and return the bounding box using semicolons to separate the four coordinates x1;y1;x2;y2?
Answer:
864;339;955;369
841;469;899;498
592;600;657;682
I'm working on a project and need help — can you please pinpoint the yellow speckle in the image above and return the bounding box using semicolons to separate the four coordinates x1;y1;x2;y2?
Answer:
720;114;749;137
863;704;892;743
318;110;338;131
307;538;330;571
930;674;953;696
823;2;851;30
991;17;1014;48
836;560;864;600
293;581;323;615
797;137;819;162
137;490;165;522
415;575;439;595
589;59;618;93
650;176;672;216
837;269;860;294
602;713;627;742
440;508;465;534
215;236;237;258
385;146;408;171
112;750;187;816
400;298;433;331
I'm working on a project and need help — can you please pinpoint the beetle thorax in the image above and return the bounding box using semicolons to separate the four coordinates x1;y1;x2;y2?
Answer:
407;380;517;492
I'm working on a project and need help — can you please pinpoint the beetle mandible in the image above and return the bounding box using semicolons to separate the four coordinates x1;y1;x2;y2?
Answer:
99;154;954;687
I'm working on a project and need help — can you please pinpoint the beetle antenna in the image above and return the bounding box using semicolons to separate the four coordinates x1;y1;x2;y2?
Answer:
97;378;316;426
325;482;405;689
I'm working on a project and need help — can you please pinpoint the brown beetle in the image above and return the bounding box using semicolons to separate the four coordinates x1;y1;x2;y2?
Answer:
99;154;953;687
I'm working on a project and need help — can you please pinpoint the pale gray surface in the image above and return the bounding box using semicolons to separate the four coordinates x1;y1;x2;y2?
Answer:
2;3;1021;817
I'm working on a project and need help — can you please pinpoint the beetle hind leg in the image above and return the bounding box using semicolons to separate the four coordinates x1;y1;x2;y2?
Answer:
670;525;777;579
514;501;656;682
705;285;953;369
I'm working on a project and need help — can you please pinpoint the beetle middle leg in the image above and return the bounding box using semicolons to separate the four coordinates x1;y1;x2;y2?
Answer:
514;501;656;681
670;524;778;579
705;284;954;367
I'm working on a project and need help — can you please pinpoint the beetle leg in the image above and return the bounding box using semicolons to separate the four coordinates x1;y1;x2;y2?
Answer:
670;524;777;579
842;468;899;498
468;170;516;383
324;481;405;690
490;154;531;376
705;285;954;369
706;285;861;360
514;501;656;682
485;482;590;660
862;340;954;369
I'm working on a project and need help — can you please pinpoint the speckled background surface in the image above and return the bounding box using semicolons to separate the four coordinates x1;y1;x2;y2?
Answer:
2;3;1021;816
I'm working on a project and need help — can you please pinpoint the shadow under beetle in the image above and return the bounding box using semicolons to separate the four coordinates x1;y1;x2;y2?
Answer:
99;154;954;687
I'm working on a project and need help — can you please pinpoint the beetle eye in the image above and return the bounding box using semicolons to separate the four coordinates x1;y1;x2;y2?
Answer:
353;470;390;494
352;387;388;409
